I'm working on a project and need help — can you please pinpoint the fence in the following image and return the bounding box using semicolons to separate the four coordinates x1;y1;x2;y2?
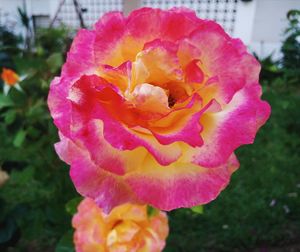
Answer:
55;0;123;28
52;0;254;40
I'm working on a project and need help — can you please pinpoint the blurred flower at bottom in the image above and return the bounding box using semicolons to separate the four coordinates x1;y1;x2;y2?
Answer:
72;198;169;252
0;168;9;187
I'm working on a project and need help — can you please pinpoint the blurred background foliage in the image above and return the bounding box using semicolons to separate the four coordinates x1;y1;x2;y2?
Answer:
0;9;299;252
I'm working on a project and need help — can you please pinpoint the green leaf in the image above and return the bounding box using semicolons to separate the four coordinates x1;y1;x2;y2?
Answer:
46;53;63;73
65;197;82;216
4;110;17;125
55;230;75;252
9;166;34;184
13;129;26;147
190;205;204;214
26;126;40;138
0;94;14;109
147;205;158;217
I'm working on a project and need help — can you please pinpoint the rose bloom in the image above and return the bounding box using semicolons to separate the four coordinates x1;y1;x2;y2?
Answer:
48;8;271;212
72;198;168;252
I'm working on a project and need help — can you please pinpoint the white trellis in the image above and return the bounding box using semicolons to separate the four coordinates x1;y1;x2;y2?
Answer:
51;0;255;44
55;0;123;28
142;0;239;34
0;8;2;27
0;0;296;59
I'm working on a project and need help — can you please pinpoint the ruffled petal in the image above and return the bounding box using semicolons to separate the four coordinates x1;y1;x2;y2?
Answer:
184;60;205;84
127;7;201;42
188;20;260;103
125;153;239;211
48;77;72;136
98;61;132;93
68;140;139;213
187;84;271;167
69;75;182;166
72;120;147;175
132;39;183;88
149;93;204;147
48;29;96;137
62;29;96;78
131;83;170;115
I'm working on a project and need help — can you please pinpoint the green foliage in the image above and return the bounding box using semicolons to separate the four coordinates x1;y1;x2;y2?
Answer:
0;26;76;251
0;26;21;71
65;197;82;216
147;205;159;217
0;8;299;252
281;9;300;86
190;205;204;214
0;26;21;56
55;230;75;252
35;27;73;57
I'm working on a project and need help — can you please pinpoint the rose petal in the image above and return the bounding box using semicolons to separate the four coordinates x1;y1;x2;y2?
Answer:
188;84;271;167
48;29;96;137
149;93;204;147
188;20;261;103
125;153;239;211
131;83;170;114
127;7;200;42
69;75;182;166
69;140;139;213
132;39;183;88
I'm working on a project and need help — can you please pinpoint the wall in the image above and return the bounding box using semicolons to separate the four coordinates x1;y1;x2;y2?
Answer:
250;0;300;59
0;0;24;33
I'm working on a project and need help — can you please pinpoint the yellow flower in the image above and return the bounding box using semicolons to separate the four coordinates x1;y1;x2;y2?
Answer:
72;198;169;252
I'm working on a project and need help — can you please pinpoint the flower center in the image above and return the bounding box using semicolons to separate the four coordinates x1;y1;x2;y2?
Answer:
168;94;176;107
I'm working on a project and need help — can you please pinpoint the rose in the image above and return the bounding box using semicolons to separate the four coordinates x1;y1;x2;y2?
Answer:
72;198;168;252
48;8;271;212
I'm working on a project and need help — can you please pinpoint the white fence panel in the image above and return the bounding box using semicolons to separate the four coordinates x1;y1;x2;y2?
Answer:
141;0;240;35
56;0;123;28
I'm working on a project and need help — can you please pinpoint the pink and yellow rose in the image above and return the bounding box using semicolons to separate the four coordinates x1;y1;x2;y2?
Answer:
72;198;168;252
48;8;271;212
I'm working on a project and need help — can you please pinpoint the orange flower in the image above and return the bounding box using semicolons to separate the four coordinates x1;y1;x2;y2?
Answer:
72;198;169;252
1;68;19;86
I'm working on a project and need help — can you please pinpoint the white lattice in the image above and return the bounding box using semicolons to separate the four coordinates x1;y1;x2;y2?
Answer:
56;0;123;28
142;0;238;34
0;9;2;27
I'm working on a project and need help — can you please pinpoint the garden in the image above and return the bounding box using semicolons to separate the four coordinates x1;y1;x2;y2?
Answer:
0;7;300;252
